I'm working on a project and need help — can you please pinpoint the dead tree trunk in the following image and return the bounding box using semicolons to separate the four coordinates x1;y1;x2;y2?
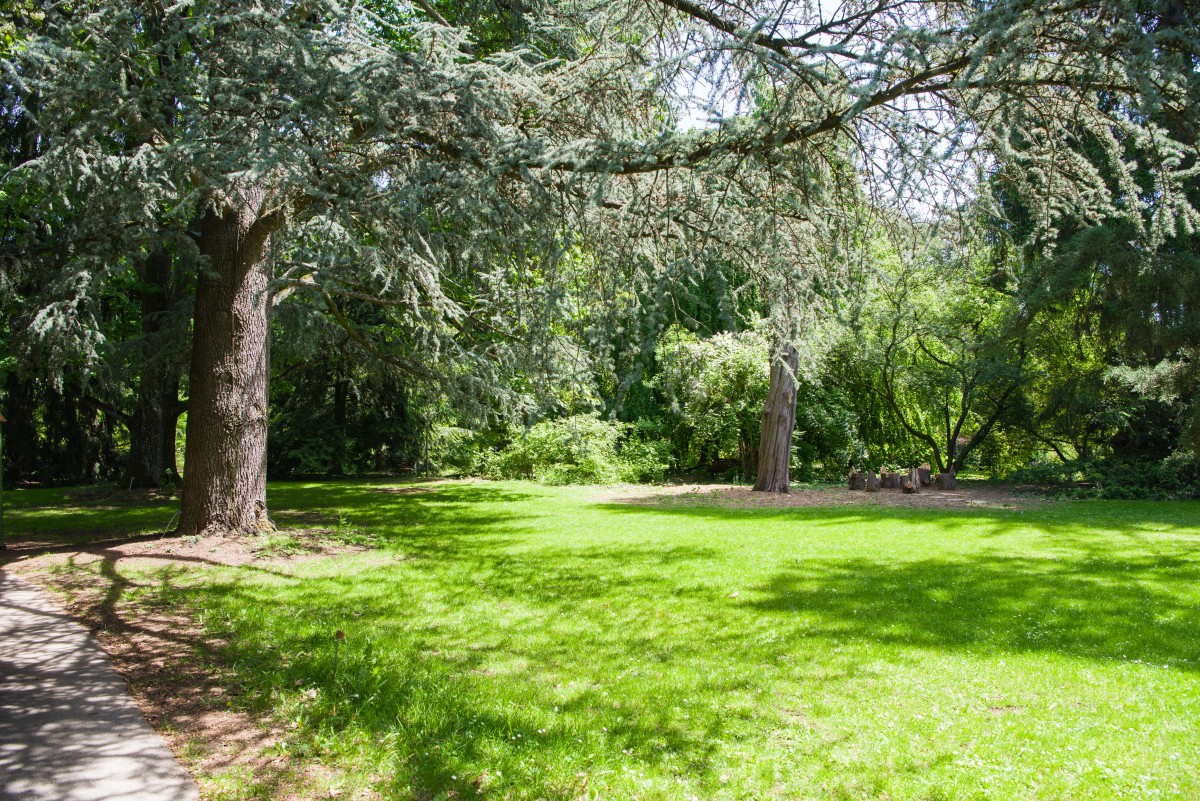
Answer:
753;345;800;493
179;191;281;536
126;247;184;488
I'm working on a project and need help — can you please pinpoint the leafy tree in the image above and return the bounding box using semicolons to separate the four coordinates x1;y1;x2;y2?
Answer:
653;327;769;476
4;0;1197;524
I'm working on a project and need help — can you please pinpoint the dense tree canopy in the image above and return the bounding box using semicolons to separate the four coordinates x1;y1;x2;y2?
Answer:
2;0;1198;510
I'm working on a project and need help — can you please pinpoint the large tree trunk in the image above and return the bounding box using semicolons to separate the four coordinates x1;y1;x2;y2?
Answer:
126;247;184;488
179;192;279;536
2;373;39;484
127;370;182;488
331;376;348;476
753;345;799;493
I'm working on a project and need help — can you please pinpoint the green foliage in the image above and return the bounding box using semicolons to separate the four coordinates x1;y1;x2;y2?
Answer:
652;327;768;473
790;379;862;480
483;414;669;484
1012;456;1200;500
5;0;1200;495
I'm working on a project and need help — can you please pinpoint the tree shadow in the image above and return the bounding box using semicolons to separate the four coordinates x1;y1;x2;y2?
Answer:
745;552;1200;669
591;495;1200;543
15;480;1200;797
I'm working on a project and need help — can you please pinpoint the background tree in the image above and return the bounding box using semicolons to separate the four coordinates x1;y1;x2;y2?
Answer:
5;0;1199;508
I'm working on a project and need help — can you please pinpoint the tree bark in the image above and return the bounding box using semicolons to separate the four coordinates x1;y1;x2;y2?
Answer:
935;472;957;490
126;247;184;488
331;376;348;476
902;467;920;493
864;469;879;492
2;373;39;484
179;190;280;536
753;345;799;493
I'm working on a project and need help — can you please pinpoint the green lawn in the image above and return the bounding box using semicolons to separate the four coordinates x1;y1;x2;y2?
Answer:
6;481;1200;800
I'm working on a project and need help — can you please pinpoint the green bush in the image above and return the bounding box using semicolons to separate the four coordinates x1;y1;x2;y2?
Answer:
1010;456;1200;500
484;414;670;484
423;425;486;476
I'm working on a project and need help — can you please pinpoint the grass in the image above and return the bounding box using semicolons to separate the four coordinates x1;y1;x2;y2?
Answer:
6;480;1200;800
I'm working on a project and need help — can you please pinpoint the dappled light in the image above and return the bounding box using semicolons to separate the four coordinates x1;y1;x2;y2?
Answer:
6;480;1199;798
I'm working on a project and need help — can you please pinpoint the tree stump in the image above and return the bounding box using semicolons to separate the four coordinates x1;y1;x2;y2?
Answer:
865;469;879;492
848;469;866;490
918;463;932;487
935;472;957;490
903;467;920;494
881;469;901;489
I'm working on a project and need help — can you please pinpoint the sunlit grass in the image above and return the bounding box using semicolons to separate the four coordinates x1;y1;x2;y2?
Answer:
9;481;1200;799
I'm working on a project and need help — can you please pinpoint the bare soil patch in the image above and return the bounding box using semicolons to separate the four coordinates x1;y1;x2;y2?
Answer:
598;480;1043;511
4;528;369;567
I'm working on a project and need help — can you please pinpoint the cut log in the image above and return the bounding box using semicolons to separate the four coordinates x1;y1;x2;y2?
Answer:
918;463;932;487
935;472;957;490
849;469;866;490
881;469;901;489
903;467;920;494
865;469;879;492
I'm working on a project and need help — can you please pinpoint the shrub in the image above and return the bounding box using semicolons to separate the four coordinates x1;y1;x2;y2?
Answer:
484;414;670;485
1010;455;1200;500
423;425;486;476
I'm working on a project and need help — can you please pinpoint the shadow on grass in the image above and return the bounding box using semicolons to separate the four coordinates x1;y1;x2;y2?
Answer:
165;535;1200;798
748;553;1200;668
26;479;1200;798
592;495;1200;543
168;575;729;797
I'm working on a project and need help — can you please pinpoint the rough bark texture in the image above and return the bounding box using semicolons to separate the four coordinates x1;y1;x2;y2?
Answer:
935;472;957;490
881;469;901;489
179;190;279;536
865;469;879;492
848;469;865;490
330;376;349;476
753;345;800;493
918;463;932;487
902;467;920;494
126;248;183;488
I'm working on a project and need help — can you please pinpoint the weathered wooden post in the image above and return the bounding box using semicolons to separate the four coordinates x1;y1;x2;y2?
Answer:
903;467;920;494
881;468;901;489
